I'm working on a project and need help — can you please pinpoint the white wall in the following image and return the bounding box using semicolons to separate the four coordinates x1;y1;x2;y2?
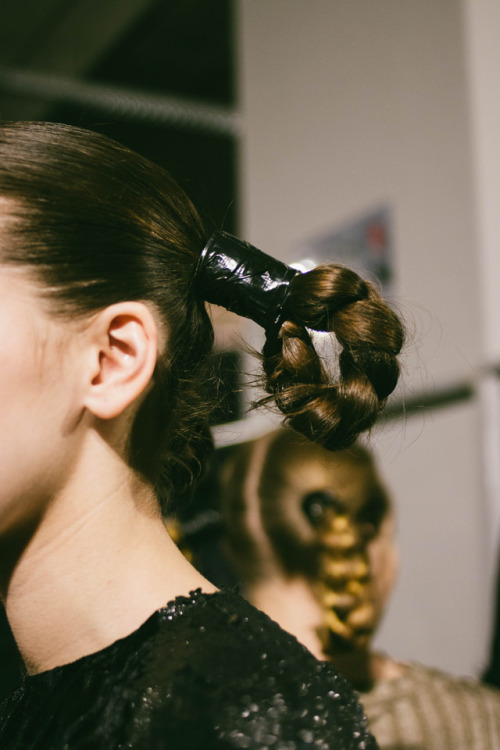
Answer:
238;0;481;390
462;0;500;363
461;0;500;569
371;403;488;677
237;0;495;677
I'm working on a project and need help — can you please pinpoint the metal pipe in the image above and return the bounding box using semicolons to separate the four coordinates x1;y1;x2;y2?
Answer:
0;66;242;137
213;365;500;447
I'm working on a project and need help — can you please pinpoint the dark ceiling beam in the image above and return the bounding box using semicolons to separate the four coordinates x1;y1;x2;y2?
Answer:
0;0;158;120
0;0;67;67
23;0;159;76
0;0;158;74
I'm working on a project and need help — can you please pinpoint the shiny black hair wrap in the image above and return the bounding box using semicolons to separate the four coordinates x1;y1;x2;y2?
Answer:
194;231;299;330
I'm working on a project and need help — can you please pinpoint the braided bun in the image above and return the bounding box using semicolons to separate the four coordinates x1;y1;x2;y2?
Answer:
260;265;404;449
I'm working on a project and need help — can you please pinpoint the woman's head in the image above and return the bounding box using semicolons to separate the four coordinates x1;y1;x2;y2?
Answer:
0;120;404;518
0;121;214;509
220;429;398;650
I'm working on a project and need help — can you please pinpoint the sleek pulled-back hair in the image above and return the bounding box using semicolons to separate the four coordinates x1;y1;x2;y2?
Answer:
0;121;213;508
0;121;404;512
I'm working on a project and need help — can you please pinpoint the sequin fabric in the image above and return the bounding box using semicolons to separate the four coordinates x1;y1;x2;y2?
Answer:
0;589;377;749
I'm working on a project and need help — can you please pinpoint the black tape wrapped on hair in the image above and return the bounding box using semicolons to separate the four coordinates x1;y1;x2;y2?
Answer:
194;231;299;331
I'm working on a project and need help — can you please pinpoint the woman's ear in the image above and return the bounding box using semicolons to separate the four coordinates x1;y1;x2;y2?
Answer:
83;302;159;420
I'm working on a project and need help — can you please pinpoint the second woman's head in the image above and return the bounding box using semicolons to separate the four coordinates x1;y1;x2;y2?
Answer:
220;429;398;652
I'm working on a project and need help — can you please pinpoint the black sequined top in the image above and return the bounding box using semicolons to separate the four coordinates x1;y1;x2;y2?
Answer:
0;589;377;749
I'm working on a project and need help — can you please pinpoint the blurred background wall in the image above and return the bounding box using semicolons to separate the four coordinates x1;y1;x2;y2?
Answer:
237;0;500;680
0;0;499;681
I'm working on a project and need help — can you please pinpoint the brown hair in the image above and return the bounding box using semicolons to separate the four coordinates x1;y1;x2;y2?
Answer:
0;121;213;508
0;120;404;510
260;266;404;450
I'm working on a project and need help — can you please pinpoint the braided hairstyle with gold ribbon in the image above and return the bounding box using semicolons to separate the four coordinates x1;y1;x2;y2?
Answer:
220;429;395;659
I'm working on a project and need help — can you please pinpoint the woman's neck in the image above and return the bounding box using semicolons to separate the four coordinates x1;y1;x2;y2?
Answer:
2;438;216;674
247;576;327;661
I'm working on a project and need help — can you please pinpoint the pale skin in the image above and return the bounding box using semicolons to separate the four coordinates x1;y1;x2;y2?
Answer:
0;266;216;675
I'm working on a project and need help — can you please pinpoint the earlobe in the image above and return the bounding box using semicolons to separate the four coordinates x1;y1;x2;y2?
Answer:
84;303;159;420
